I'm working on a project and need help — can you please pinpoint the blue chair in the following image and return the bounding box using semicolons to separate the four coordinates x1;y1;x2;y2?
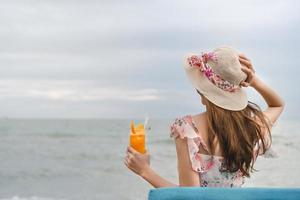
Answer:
148;187;300;200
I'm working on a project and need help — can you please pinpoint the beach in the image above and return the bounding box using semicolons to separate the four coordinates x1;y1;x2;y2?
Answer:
0;118;299;200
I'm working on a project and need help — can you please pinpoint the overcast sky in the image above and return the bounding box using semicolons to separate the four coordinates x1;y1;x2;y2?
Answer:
0;0;299;119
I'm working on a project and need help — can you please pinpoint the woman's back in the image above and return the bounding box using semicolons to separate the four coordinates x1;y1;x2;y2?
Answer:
190;113;223;156
170;114;271;187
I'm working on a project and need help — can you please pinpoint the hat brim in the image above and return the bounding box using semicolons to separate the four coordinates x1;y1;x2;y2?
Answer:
183;53;248;111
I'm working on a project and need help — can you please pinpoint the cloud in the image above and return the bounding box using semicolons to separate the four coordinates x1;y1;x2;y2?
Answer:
0;80;162;102
0;0;299;118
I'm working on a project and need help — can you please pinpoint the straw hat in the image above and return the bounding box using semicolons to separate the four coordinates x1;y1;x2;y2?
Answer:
183;46;248;111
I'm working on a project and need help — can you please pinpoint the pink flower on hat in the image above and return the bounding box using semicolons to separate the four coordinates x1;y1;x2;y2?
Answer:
204;68;213;78
202;52;218;63
188;55;203;69
187;52;240;93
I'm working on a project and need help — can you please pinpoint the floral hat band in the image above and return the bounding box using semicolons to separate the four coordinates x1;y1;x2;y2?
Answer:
187;52;240;93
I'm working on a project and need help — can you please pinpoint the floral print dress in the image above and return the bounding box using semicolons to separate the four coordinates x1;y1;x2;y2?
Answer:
170;114;272;187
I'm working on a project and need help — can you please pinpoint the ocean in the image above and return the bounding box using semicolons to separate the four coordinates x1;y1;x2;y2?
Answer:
0;118;299;200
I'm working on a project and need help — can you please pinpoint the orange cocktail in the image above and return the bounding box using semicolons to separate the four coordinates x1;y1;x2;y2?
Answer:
130;120;146;154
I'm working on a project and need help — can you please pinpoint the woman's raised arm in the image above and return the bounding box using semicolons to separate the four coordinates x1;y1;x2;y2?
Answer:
239;54;285;125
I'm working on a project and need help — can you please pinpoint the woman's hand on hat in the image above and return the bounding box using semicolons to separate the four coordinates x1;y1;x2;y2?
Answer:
238;54;256;87
124;146;151;177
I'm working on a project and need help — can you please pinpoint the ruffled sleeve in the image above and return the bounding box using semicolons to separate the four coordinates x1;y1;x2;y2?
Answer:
170;115;212;173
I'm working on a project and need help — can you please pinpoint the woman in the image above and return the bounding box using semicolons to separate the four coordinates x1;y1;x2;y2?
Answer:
124;46;285;187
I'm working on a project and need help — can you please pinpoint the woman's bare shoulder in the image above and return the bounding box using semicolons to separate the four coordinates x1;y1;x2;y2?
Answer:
191;112;207;124
191;112;208;136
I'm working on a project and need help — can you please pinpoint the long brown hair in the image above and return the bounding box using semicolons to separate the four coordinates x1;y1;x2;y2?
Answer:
198;90;272;177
